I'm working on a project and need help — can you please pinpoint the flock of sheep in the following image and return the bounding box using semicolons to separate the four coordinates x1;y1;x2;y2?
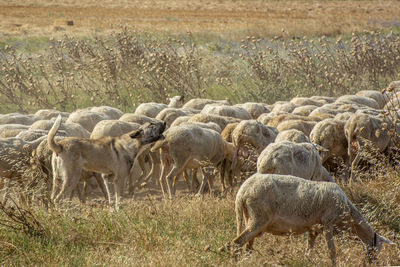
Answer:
1;81;400;264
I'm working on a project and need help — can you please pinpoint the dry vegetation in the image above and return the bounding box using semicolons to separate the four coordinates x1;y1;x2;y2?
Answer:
0;0;400;38
1;0;400;266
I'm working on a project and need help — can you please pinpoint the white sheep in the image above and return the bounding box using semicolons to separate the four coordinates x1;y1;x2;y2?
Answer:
182;98;231;110
0;113;40;126
151;125;235;198
228;173;395;264
201;104;252;120
257;141;333;182
274;129;310;143
66;110;110;132
90;106;124;120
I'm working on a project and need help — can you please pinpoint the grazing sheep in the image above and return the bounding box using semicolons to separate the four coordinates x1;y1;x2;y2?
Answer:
90;106;124;120
90;120;140;139
35;109;70;120
0;124;29;138
271;101;298;113
201;104;252;120
29;120;90;138
274;129;310;143
188;114;241;131
119;114;162;125
0;113;40;126
309;105;344;119
151;125;235;198
169;116;193;127
66;110;110;132
155;108;188;128
290;97;324;107
231;120;278;180
16;129;68;142
134;102;167;118
257;141;333;182
235;102;270;119
229;173;394;265
356;90;386;109
334;112;354;122
168;96;185;108
182;98;231;110
344;113;391;179
256;111;288;125
310;119;348;164
266;114;320;128
335;95;380;110
291;105;318;116
276;119;317;136
309;95;337;104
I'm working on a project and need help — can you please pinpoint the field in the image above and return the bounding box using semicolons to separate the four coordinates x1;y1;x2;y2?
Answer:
1;0;400;266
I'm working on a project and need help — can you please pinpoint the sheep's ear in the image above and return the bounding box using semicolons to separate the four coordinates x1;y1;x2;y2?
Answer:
130;129;143;139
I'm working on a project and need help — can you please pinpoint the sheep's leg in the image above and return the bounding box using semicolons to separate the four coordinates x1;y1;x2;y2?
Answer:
191;169;200;193
165;159;189;199
144;152;160;185
324;227;336;265
231;219;267;254
182;170;192;191
220;159;227;192
196;168;213;196
307;231;318;256
350;153;362;181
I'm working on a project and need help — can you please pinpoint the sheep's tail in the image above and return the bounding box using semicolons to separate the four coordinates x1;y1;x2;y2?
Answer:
150;139;167;152
48;115;63;155
235;194;245;236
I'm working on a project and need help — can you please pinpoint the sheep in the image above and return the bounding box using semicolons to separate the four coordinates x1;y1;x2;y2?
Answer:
0;113;40;126
271;101;297;113
274;129;310;143
309;105;344;119
134;102;167;118
231;120;278;180
66;110;110;132
344;113;391;179
257;141;333;182
0;124;29;138
356;90;386;109
266;114;320;128
90;120;140;139
290;97;324;107
155;108;188;128
334;112;354;122
168;95;185;108
335;95;380;110
219;123;239;191
256;111;288;125
228;173;395;264
276;119;317;136
169;116;193;127
182;98;231;110
119;113;162;125
35;109;70;120
16;129;68;142
90;106;124;120
309;95;337;104
188;114;241;131
150;125;236;198
291;105;318;116
310;119;348;164
173;121;222;133
201;104;252;120
235;102;270;119
29;120;90;138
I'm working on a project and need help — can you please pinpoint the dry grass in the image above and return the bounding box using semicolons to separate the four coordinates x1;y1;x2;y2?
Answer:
0;0;399;38
0;168;399;266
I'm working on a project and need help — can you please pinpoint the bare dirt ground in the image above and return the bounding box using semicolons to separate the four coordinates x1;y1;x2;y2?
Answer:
1;0;399;38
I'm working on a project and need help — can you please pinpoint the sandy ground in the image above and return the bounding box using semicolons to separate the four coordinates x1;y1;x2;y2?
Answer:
0;0;399;38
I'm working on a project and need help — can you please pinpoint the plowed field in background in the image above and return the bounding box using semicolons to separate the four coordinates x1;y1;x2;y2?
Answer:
0;0;399;38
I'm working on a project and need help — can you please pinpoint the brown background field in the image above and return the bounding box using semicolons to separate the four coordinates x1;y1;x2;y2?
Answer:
1;0;399;38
